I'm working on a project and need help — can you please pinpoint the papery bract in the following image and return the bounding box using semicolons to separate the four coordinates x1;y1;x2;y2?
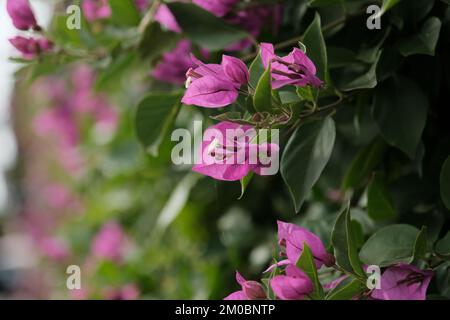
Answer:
222;55;249;85
6;0;38;30
260;43;323;89
9;36;53;59
224;271;266;300
371;264;433;300
270;264;313;300
275;221;335;269
192;122;279;181
182;55;248;108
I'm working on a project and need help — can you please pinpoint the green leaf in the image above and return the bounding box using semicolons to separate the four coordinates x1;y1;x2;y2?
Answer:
372;76;428;159
138;22;180;61
135;92;182;156
297;243;324;299
166;3;248;51
412;226;428;261
337;51;381;92
325;278;366;300
238;173;254;200
109;0;140;26
377;0;402;18
95;52;138;90
296;87;316;102
248;52;264;90
302;13;328;82
343;138;386;190
367;173;397;221
50;15;93;49
397;17;442;57
436;231;450;257
359;224;420;267
331;203;365;277
253;65;273;113
281;118;336;212
440;156;450;210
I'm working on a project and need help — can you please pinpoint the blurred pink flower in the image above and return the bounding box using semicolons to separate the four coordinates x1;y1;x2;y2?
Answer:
9;36;53;59
6;0;38;30
152;40;194;85
225;5;282;51
38;237;70;261
155;4;182;33
193;0;239;17
91;221;126;261
270;264;313;300
43;184;78;210
261;43;323;89
224;271;266;300
134;0;149;12
371;264;433;300
82;0;112;21
105;284;140;300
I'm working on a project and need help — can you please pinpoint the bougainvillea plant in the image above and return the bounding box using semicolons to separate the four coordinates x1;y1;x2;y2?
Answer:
3;0;450;300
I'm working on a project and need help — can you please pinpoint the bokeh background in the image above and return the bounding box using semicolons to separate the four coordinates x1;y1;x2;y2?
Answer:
0;0;449;300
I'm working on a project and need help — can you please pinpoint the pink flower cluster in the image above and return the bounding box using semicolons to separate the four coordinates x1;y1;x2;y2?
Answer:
225;221;433;300
193;122;279;181
33;65;118;173
152;1;281;85
7;0;53;59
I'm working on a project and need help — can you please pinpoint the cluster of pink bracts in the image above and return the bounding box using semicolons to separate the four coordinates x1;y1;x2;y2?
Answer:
180;44;322;181
7;0;53;59
225;221;433;300
152;1;281;84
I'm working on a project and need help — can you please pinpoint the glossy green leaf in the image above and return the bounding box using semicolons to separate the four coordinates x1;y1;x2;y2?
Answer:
331;203;365;277
138;22;180;61
239;173;254;200
440;156;450;210
296;243;324;299
372;76;428;159
367;173;397;221
281;118;336;212
253;65;273;113
109;0;140;26
249;52;265;90
412;226;428;261
135;92;182;156
166;3;248;51
302;13;328;82
436;231;450;257
359;224;420;267
397;17;442;57
337;51;381;91
343;138;386;190
325;278;366;300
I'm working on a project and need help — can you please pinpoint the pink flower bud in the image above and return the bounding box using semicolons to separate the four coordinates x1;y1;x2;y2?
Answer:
6;0;38;31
